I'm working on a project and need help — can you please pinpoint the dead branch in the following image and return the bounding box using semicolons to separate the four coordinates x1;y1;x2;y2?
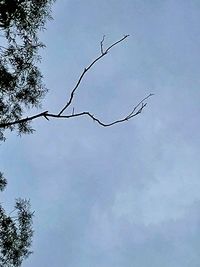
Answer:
47;93;153;127
58;34;129;116
0;35;153;130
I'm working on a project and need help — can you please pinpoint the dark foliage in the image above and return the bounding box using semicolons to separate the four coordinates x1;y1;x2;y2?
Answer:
0;197;34;267
0;1;55;266
0;172;7;191
0;174;34;267
0;0;55;141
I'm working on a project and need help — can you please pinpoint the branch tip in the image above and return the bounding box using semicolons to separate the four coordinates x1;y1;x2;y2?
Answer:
58;35;130;116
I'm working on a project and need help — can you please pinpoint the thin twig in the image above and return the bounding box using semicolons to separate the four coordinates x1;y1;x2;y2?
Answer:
126;93;154;119
100;35;106;54
58;35;129;116
105;34;129;53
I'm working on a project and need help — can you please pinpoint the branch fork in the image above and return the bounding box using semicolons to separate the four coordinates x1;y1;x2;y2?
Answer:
0;35;153;130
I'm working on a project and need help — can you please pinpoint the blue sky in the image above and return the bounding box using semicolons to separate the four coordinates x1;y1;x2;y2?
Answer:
1;0;200;266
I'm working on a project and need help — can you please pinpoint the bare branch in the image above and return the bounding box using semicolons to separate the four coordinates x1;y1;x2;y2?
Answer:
100;35;106;54
0;111;49;128
0;35;153;131
0;94;153;129
105;34;129;53
58;35;129;116
46;93;153;127
126;93;154;119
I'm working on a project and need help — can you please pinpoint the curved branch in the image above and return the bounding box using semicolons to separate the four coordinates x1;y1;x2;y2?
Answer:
47;93;153;126
0;94;153;129
0;35;153;131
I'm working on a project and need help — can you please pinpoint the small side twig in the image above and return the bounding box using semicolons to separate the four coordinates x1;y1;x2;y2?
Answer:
126;93;154;119
100;35;106;54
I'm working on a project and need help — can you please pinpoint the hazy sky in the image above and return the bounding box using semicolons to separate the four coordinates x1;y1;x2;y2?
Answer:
1;0;200;266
